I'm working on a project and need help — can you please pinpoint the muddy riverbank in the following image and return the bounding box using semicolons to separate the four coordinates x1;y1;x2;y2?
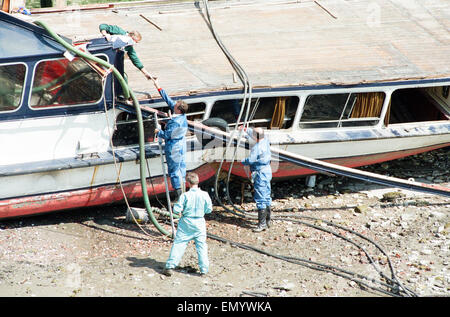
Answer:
0;148;448;298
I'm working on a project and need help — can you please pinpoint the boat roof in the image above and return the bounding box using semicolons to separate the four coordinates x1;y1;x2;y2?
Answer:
18;0;450;98
0;11;70;61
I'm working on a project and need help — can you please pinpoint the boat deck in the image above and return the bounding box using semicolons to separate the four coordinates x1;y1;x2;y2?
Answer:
25;0;450;98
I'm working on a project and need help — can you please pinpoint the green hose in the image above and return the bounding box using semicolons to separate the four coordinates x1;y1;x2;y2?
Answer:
34;20;171;236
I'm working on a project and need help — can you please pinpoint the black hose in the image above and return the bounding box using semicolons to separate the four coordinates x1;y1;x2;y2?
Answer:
200;0;256;217
187;120;418;296
207;221;416;297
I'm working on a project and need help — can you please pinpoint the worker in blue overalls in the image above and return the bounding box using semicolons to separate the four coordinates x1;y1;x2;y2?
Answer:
152;78;188;200
241;127;272;232
163;172;213;276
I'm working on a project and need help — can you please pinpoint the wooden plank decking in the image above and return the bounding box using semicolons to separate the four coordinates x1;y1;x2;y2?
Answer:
26;0;450;98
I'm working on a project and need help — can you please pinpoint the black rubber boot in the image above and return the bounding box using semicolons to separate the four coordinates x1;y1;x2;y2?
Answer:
175;188;183;201
253;209;267;232
265;206;272;228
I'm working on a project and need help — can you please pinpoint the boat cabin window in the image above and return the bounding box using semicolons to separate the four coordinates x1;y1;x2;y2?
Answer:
154;101;206;122
112;101;206;146
387;87;449;124
299;92;385;128
30;57;104;109
0;63;26;112
209;96;299;129
153;101;206;139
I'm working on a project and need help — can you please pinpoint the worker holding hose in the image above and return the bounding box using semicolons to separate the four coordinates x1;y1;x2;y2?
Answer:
152;78;189;200
241;127;272;232
163;172;212;276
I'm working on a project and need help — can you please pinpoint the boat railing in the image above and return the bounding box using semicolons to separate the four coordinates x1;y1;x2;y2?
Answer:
299;117;380;129
227;116;292;127
186;111;206;118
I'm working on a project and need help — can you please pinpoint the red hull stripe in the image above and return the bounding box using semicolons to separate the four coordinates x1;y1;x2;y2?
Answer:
0;164;217;219
1;144;448;218
224;143;450;179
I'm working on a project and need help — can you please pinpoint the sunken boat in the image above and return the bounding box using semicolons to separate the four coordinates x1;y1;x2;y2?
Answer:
0;0;449;218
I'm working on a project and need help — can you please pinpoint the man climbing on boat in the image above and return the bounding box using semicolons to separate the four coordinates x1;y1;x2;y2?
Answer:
152;78;189;201
99;23;154;80
241;127;273;232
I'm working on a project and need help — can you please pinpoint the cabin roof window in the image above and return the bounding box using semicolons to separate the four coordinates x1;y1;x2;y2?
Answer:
209;96;299;130
30;57;103;109
299;92;385;128
0;63;26;112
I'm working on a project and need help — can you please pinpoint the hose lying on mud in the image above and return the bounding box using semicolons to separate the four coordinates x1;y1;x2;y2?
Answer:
206;211;417;297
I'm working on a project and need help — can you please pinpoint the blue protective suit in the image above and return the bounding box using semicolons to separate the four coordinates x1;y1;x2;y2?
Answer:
241;128;272;210
157;88;188;190
165;187;213;274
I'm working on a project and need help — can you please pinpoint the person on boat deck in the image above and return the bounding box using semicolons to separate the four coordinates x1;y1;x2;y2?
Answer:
99;24;153;80
241;126;272;232
152;78;188;200
163;172;212;277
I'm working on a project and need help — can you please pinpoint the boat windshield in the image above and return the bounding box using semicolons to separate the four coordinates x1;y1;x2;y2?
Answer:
30;57;103;109
0;63;26;112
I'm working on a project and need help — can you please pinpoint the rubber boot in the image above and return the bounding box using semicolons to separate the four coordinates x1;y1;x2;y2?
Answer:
265;206;272;228
253;209;267;232
175;188;183;201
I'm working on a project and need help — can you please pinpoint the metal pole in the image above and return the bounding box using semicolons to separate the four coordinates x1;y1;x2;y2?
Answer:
155;113;176;238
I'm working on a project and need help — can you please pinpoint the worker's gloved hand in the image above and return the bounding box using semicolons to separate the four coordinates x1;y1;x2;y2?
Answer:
251;171;256;184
